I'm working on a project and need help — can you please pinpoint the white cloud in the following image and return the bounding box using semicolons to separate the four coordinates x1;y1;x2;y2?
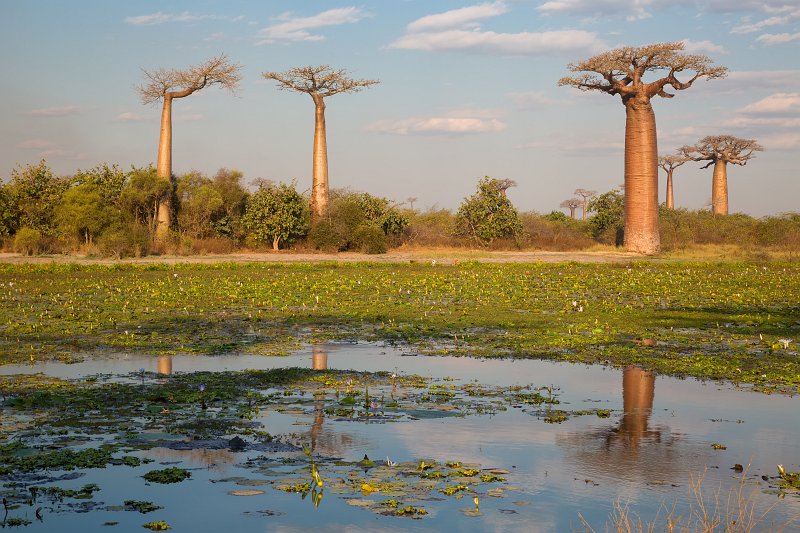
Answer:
257;7;365;44
368;111;507;135
517;137;623;156
508;91;570;109
756;31;800;44
203;32;224;42
680;38;727;55
739;92;800;115
390;29;604;55
125;11;233;26
757;132;800;150
407;1;508;32
116;111;146;122
689;70;800;95
16;139;54;149
536;0;688;21
23;105;86;117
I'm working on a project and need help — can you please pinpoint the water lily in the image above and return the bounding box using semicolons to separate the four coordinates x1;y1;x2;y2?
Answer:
386;457;396;467
199;383;206;392
778;339;791;349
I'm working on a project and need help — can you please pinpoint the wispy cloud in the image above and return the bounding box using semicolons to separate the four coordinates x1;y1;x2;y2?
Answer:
536;0;688;22
39;148;88;161
391;3;604;55
755;31;800;44
15;138;87;159
257;7;366;44
508;91;570;109
680;38;727;55
115;111;146;122
518;137;623;156
407;1;508;32
739;92;800;115
125;11;239;26
368;109;506;136
23;105;87;117
730;7;800;33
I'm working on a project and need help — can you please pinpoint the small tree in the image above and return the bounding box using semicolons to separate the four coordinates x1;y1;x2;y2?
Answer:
560;42;727;254
211;168;248;238
680;135;763;215
242;182;309;250
7;160;68;235
55;183;119;245
119;165;170;237
137;55;241;237
658;153;689;209
588;189;625;244
574;189;597;221
176;171;224;239
560;198;581;219
455;177;523;246
72;163;127;208
262;66;379;223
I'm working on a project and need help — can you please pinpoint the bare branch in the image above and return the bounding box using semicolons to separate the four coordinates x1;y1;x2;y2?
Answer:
658;153;689;172
680;135;763;166
262;65;380;99
137;54;242;105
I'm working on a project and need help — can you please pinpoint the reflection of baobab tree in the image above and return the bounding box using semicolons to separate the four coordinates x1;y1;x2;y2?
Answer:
157;355;173;375
311;345;328;371
557;366;712;483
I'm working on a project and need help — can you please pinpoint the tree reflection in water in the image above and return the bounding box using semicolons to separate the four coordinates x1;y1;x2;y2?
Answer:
157;355;173;375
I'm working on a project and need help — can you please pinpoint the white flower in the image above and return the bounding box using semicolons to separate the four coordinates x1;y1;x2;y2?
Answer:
778;339;791;349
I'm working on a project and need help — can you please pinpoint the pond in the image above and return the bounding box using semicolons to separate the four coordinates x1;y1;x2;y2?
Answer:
1;343;798;532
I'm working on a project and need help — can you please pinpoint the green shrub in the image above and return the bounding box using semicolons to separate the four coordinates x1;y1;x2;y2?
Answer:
97;223;151;258
352;224;387;254
13;227;44;255
308;220;348;252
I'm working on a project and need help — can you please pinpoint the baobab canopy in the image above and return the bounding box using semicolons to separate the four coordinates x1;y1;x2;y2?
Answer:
137;54;241;105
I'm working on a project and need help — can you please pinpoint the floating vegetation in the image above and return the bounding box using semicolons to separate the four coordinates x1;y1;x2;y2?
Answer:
711;443;728;450
125;500;163;513
142;521;171;531
142;467;191;484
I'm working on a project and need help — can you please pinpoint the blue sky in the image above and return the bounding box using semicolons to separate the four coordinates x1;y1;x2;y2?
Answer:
1;1;798;216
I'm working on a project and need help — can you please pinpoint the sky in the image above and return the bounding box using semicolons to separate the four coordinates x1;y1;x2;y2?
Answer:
1;1;798;216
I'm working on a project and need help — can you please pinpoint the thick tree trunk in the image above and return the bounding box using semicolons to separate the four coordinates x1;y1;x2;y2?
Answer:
582;200;587;221
156;97;173;238
623;97;660;254
569;207;576;219
711;160;728;215
310;95;329;224
665;170;674;209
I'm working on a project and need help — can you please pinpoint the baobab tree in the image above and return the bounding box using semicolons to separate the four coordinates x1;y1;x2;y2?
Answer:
574;188;597;221
406;197;417;210
137;54;241;237
658;153;689;209
262;66;379;223
559;42;727;254
496;178;518;198
560;198;580;219
680;135;763;215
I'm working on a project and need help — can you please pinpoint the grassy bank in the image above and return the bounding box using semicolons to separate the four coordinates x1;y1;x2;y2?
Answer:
1;261;798;391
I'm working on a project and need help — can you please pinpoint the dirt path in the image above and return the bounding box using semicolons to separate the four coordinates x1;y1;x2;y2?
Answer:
0;249;643;265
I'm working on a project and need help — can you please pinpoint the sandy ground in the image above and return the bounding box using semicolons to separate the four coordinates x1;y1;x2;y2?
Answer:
0;249;644;265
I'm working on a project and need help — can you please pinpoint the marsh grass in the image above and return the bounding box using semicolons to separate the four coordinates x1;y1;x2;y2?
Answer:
579;470;799;533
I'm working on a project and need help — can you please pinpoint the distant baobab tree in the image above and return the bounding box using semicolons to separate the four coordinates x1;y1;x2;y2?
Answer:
560;198;581;218
137;54;241;237
560;42;727;254
658;153;689;209
496;179;518;198
574;188;597;221
680;135;763;215
262;65;379;224
406;197;417;210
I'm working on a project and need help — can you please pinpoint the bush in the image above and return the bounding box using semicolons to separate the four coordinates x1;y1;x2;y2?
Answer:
405;209;460;247
307;219;348;252
352;224;387;254
13;227;44;255
97;223;151;258
520;213;594;250
454;177;523;246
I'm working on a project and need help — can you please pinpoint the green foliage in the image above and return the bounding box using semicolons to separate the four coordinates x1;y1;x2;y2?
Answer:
454;177;523;246
97;222;151;258
176;171;224;239
352;224;387;254
544;210;569;222
119;165;169;234
13;227;44;255
520;212;594;251
0;185;17;237
242;182;309;250
142;467;191;484
587;189;624;244
7;160;68;235
211;168;248;239
55;183;120;245
72;163;127;207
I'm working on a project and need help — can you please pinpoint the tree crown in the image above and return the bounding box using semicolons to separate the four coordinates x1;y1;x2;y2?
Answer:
137;54;241;105
680;135;764;167
559;42;727;101
658;153;689;171
262;65;379;98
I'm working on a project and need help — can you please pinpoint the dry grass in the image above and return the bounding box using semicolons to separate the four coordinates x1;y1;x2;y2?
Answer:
578;470;799;533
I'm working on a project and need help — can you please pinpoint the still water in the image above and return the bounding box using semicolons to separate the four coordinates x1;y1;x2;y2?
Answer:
3;343;799;532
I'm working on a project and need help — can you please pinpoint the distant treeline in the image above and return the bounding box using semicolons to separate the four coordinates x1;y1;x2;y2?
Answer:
2;161;798;257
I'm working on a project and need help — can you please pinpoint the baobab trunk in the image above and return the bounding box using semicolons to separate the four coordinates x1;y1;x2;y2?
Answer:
711;160;728;215
272;236;280;251
311;95;329;223
665;170;674;209
155;96;173;237
623;97;660;254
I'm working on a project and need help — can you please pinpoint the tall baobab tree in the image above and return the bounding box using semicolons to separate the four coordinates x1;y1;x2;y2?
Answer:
680;135;763;215
262;66;379;223
658;153;689;209
574;188;597;221
137;55;241;237
559;42;727;254
560;198;580;219
496;178;518;198
406;197;418;210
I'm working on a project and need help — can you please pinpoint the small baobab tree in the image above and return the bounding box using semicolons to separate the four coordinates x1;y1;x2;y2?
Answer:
560;198;581;219
680;135;763;215
137;54;241;237
496;179;518;198
574;188;597;221
406;197;418;210
559;42;727;254
658;153;689;209
262;66;379;224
